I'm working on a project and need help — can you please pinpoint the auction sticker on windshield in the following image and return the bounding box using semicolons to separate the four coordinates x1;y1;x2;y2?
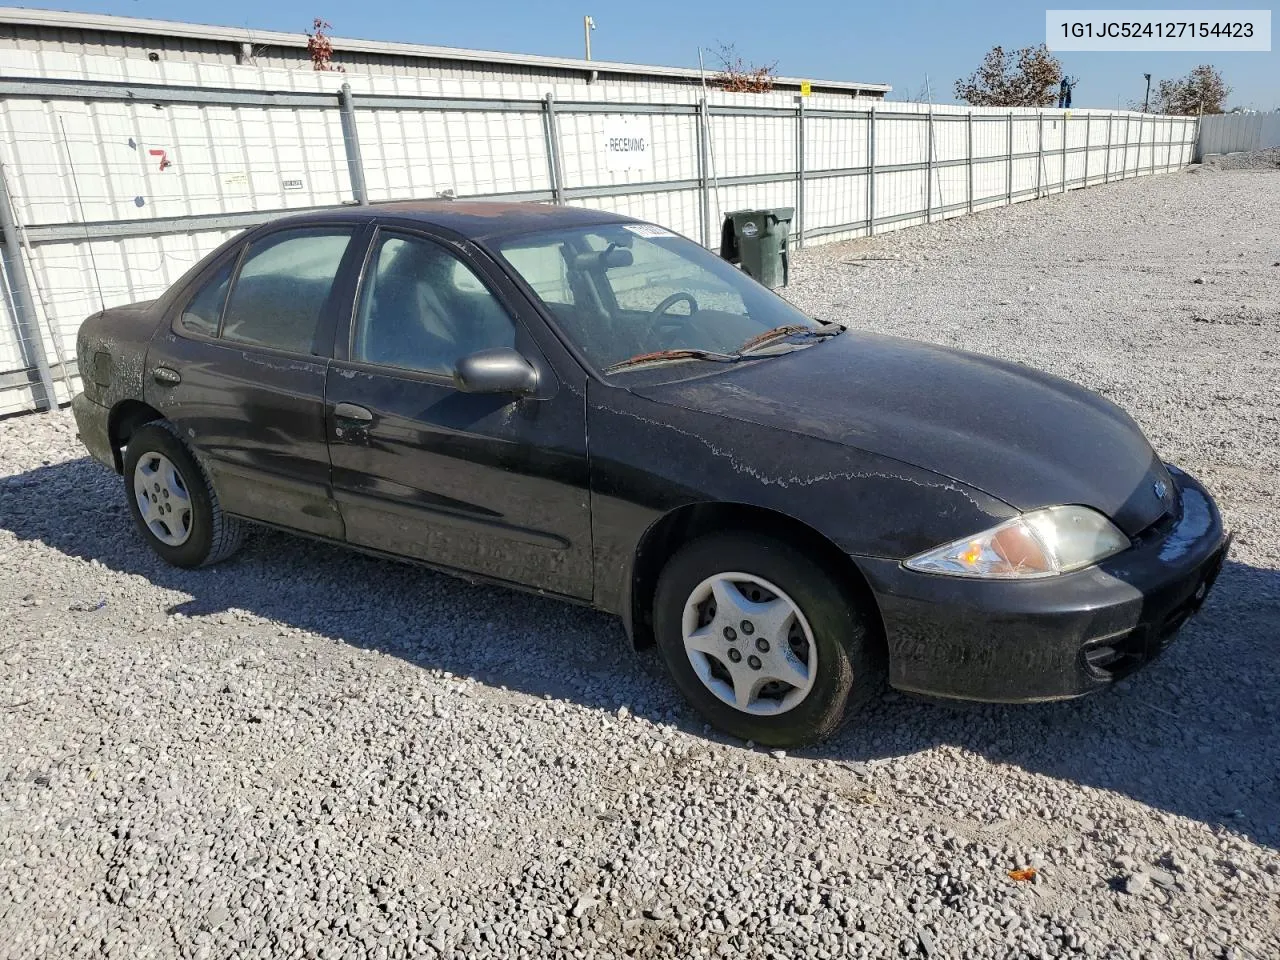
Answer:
624;224;674;239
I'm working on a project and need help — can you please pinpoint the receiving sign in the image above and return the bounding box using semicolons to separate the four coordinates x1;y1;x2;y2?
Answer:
602;115;654;173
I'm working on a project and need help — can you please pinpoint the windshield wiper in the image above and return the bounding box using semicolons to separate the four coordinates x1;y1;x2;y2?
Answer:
736;322;842;355
604;348;741;374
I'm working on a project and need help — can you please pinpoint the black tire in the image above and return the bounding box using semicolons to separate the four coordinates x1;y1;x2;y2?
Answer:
122;421;244;568
653;532;883;747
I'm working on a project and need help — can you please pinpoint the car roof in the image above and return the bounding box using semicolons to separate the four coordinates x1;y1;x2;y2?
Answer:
267;200;640;241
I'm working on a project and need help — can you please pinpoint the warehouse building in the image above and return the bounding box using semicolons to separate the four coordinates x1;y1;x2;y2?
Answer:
0;7;890;100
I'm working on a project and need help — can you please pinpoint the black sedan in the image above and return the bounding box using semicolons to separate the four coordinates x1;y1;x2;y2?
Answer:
72;202;1230;746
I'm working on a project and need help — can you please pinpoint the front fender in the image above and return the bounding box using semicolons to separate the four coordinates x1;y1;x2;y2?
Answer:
587;385;1015;619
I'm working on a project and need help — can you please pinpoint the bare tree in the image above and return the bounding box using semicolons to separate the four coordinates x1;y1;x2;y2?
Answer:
710;43;776;95
955;44;1063;107
306;18;344;72
1153;65;1230;115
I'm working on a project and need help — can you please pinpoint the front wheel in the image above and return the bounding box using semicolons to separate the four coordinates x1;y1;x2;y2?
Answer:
653;532;883;747
122;421;244;568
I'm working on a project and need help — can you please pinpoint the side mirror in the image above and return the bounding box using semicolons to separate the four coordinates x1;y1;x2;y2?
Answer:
453;347;538;395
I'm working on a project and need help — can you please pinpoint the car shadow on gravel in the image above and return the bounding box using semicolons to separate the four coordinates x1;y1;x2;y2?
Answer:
3;456;1277;850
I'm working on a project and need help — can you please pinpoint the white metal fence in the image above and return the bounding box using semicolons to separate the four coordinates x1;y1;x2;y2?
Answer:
1195;112;1280;160
0;52;1198;415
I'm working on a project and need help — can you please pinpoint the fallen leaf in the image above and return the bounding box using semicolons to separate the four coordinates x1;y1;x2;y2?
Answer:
1007;867;1037;882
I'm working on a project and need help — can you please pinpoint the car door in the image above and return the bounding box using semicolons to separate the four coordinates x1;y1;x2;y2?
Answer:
325;225;593;599
146;222;370;538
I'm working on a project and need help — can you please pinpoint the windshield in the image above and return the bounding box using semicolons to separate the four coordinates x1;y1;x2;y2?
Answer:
492;223;820;372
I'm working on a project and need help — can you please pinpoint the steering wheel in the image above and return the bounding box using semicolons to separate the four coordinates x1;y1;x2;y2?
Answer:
643;292;700;349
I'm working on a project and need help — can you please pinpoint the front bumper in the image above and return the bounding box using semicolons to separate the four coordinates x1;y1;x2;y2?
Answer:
859;465;1230;703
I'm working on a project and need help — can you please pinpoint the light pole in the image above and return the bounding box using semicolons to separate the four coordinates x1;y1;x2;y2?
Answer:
583;15;595;60
1143;73;1151;112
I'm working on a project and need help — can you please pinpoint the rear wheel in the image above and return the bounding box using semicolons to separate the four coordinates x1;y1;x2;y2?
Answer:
123;421;243;568
653;532;882;746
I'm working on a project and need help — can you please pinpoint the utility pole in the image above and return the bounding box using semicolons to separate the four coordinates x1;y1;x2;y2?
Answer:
583;15;595;60
1143;73;1152;112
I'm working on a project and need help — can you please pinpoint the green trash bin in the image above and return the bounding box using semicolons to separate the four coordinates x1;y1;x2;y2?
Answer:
720;208;794;288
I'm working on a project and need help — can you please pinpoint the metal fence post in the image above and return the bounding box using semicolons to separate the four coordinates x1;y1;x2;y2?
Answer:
1142;114;1147;175
0;162;54;411
1084;114;1091;186
1006;112;1013;204
1146;115;1157;179
1135;115;1141;177
795;97;806;249
337;83;369;206
1061;114;1068;192
1149;115;1156;175
542;93;565;204
924;105;933;223
1035;112;1043;198
1122;115;1131;178
1104;115;1112;183
966;112;974;215
1135;114;1142;176
696;97;710;248
867;106;877;235
1139;116;1145;175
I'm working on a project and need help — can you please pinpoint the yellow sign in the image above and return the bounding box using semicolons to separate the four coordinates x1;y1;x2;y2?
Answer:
800;80;812;97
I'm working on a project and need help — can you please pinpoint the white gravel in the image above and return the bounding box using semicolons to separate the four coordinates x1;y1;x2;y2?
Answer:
1191;147;1280;172
2;165;1279;960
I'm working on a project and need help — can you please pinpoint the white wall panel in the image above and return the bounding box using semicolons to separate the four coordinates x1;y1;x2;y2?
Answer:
930;117;967;164
711;115;795;179
805;174;867;231
805;116;867;172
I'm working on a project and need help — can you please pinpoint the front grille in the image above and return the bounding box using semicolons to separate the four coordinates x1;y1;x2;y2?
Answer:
1132;500;1180;545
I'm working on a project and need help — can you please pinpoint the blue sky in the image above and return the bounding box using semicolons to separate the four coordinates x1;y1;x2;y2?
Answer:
19;0;1280;109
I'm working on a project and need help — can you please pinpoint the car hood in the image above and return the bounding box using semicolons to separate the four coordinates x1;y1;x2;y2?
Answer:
630;331;1174;537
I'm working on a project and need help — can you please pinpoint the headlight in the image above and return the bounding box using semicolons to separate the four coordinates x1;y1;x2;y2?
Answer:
904;505;1130;579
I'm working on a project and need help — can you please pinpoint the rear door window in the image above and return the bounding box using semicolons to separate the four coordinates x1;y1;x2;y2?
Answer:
220;227;355;354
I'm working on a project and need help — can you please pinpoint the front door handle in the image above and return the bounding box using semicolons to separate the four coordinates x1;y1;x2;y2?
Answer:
332;402;374;442
333;402;373;423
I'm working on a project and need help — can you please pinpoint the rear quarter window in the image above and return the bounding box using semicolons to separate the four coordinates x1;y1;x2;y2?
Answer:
178;259;234;337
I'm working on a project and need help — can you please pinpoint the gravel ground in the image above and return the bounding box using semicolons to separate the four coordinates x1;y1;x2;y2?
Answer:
1191;147;1280;172
2;165;1279;960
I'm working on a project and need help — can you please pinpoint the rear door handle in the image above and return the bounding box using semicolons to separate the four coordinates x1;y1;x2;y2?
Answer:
152;366;182;385
333;402;373;423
